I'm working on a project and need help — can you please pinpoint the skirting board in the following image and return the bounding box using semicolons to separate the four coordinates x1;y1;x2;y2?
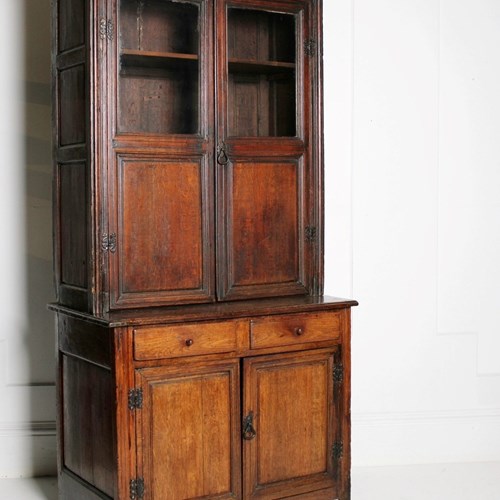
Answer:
352;408;500;466
0;422;56;478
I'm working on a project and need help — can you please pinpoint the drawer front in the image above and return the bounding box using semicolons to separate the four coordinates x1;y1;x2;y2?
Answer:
134;321;246;360
250;312;342;349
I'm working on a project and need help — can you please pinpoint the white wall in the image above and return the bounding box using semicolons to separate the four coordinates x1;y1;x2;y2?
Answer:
324;0;500;465
0;0;499;478
0;0;56;477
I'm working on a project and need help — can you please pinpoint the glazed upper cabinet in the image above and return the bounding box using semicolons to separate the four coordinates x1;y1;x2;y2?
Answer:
53;0;323;314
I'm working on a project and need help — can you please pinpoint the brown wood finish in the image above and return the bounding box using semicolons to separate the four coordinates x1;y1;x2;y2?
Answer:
54;0;322;314
53;2;356;499
224;160;304;293
54;297;354;499
243;349;339;498
284;488;339;499
133;320;247;360
136;359;242;499
217;0;318;302
250;310;342;349
110;156;212;307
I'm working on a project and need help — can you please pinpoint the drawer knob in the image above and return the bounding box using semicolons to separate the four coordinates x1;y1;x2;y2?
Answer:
294;327;304;336
185;339;194;347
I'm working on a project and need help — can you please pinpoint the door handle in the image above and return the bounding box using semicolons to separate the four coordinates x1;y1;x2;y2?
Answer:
217;142;229;165
242;411;257;440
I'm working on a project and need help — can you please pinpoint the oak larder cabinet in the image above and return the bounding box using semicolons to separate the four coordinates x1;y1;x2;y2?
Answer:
51;0;357;498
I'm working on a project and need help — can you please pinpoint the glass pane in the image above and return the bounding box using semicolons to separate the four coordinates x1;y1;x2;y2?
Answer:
118;0;200;135
227;8;296;137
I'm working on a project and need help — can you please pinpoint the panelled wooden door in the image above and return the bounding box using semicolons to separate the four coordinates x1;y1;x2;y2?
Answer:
107;0;215;309
216;0;316;301
243;349;341;498
135;359;242;499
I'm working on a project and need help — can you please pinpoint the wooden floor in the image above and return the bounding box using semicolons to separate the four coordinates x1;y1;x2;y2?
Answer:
1;463;499;499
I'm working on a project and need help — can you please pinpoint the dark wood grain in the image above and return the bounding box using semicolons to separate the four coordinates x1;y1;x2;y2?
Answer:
59;65;86;146
59;163;87;289
62;355;115;497
219;159;308;300
58;314;112;368
49;296;357;327
110;156;214;307
57;0;85;53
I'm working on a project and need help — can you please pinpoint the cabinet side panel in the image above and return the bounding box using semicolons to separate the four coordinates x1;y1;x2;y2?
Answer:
53;0;92;312
61;355;115;497
58;0;86;52
59;65;87;146
59;163;88;288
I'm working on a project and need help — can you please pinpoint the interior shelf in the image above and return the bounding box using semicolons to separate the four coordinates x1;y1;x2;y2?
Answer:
121;49;199;69
228;58;295;74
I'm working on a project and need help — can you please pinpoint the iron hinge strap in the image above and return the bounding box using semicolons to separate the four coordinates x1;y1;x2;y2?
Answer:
102;233;117;253
99;18;114;41
304;38;316;56
128;388;143;410
333;362;344;384
130;478;145;499
305;226;317;244
332;441;344;461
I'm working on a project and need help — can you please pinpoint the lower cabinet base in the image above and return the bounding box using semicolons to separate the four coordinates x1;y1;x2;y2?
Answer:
54;297;355;500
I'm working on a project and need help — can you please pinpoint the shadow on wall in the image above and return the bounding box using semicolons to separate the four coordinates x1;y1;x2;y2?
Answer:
23;0;57;479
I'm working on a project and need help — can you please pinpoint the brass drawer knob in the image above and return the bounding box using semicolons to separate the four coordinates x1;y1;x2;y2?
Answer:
185;339;194;347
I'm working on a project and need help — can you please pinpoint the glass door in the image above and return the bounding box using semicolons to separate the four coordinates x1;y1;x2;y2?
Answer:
226;7;297;137
216;0;315;301
117;0;201;134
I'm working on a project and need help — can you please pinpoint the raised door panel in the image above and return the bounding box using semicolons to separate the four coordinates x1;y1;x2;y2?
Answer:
243;349;341;499
216;0;320;301
136;360;241;499
219;159;308;299
110;156;213;308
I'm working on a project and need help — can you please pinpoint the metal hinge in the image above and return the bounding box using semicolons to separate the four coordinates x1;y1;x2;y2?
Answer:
128;388;143;410
305;226;317;244
332;441;343;461
333;362;344;384
99;18;114;41
130;478;145;499
304;38;316;56
102;233;117;253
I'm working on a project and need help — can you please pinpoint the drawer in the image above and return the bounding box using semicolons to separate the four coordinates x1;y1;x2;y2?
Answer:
134;320;246;360
250;311;342;349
